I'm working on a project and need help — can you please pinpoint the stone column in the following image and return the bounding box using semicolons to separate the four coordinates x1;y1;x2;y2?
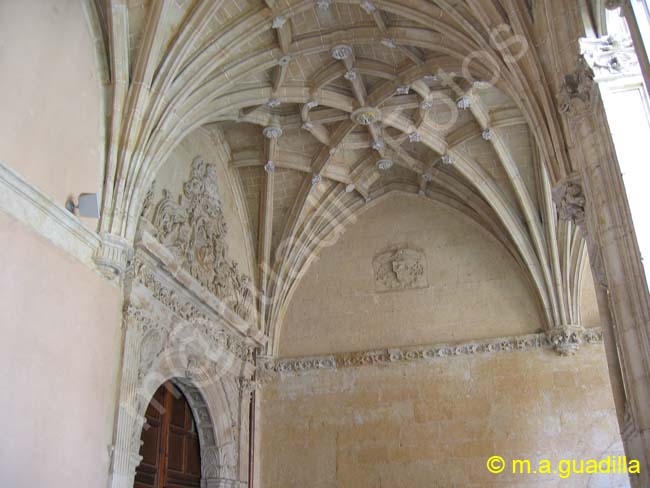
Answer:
556;57;650;486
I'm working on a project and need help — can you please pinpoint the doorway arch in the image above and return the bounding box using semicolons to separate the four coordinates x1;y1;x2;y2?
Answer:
108;301;255;488
135;381;201;487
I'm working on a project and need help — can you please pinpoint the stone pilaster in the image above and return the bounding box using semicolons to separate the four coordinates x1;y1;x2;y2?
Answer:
557;60;650;486
107;308;148;488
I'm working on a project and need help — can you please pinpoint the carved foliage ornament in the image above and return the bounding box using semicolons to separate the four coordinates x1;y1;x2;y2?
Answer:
547;324;586;356
132;259;254;363
151;158;252;320
373;246;427;291
261;329;605;377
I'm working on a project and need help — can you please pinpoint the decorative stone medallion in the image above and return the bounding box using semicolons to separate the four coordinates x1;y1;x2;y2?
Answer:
373;246;427;291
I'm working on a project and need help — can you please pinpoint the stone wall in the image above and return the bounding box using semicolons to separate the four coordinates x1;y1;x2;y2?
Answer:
260;344;624;488
280;195;546;357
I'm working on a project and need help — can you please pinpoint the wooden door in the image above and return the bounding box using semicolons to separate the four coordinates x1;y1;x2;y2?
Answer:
134;381;202;488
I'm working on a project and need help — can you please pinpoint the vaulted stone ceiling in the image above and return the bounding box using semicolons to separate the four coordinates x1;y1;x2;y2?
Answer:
93;0;590;354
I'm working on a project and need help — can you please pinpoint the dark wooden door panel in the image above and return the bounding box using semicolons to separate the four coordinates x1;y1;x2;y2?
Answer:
134;381;202;488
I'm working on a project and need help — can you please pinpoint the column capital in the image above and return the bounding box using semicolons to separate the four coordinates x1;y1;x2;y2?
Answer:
94;232;133;280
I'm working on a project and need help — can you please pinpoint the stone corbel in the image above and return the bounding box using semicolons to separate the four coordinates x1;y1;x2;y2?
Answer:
557;56;596;114
94;232;133;279
547;324;586;356
552;173;587;227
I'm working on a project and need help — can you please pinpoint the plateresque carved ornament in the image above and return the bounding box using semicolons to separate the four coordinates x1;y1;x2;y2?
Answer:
151;158;252;320
373;247;426;291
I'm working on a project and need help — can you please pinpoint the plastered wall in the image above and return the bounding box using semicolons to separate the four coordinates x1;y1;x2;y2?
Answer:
0;212;122;488
260;344;624;488
280;195;544;357
0;0;104;211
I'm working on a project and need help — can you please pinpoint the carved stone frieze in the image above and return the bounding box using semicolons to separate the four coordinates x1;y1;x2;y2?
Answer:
150;157;252;320
260;329;604;378
557;56;596;114
131;259;254;364
373;246;427;291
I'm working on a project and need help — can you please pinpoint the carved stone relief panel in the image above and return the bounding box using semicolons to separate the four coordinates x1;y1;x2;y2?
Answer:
373;246;427;292
149;157;252;321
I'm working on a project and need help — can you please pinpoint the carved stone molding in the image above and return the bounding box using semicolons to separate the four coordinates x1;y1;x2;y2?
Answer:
557;56;596;114
553;174;587;226
150;157;253;320
259;329;604;378
373;246;427;292
204;480;248;488
0;161;102;267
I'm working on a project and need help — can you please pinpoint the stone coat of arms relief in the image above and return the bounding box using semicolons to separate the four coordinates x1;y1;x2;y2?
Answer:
373;246;427;292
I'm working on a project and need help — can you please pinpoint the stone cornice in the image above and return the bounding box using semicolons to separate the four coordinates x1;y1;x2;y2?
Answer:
0;161;101;266
259;329;604;378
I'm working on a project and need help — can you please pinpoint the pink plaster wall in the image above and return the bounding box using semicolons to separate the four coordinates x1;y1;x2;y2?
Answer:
0;211;122;487
0;0;104;211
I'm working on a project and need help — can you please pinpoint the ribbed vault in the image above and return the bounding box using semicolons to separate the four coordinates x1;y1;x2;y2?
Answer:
92;0;591;354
